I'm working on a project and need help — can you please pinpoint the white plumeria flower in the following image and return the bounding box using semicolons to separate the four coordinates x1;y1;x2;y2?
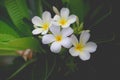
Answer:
42;26;73;53
32;11;53;35
53;8;76;28
69;31;97;61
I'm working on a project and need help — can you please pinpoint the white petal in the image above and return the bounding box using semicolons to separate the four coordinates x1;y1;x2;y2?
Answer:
50;25;60;35
79;51;90;61
70;35;78;46
42;34;55;44
61;23;70;28
80;31;90;44
32;28;43;35
61;37;72;48
61;27;73;37
41;29;48;35
32;16;42;26
52;22;59;26
69;47;79;57
84;42;97;53
50;42;61;53
68;15;76;24
42;11;51;22
53;15;60;21
60;8;69;18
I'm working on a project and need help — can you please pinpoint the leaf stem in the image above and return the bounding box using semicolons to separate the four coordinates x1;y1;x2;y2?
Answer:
7;59;36;80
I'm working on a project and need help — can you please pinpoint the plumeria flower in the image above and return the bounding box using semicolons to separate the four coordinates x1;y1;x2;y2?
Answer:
42;26;73;53
32;11;53;35
69;30;97;61
53;7;76;28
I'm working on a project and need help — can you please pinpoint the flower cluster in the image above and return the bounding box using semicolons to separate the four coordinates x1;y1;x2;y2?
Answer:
32;7;97;61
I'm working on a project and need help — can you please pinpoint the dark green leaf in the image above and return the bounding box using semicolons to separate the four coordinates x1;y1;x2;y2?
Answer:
5;0;32;36
35;0;43;16
0;21;19;37
0;34;17;42
62;0;90;21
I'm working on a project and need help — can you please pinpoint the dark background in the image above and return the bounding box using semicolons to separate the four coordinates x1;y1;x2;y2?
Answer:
0;0;119;80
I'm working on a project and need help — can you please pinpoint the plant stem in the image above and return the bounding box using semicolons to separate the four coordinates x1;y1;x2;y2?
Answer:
45;57;56;80
7;59;36;80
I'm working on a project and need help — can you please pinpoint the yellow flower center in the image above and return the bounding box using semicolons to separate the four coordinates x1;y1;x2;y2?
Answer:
55;35;62;42
42;23;49;30
59;18;67;26
75;43;84;52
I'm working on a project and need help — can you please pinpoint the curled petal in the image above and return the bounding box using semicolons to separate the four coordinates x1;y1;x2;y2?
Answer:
32;16;42;26
60;8;69;18
69;47;79;57
50;42;61;53
32;28;43;35
42;34;55;44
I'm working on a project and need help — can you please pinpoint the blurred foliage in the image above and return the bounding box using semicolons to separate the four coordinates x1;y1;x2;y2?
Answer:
62;0;90;21
5;0;31;36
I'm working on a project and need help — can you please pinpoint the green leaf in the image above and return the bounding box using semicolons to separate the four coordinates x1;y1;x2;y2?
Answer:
0;37;40;52
62;0;70;3
0;21;19;37
35;0;43;16
0;42;19;51
5;0;32;36
0;50;18;56
8;37;40;51
62;0;90;21
0;34;17;42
